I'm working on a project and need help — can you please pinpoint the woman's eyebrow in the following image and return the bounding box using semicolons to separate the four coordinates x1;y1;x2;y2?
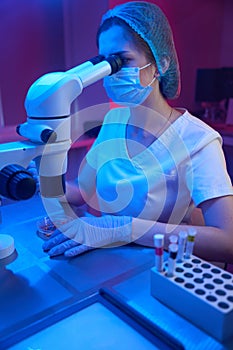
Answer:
108;50;129;56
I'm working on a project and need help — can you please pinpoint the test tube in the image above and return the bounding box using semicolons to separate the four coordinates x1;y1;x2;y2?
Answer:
154;234;164;272
167;243;178;277
184;228;197;259
177;231;188;262
169;234;178;244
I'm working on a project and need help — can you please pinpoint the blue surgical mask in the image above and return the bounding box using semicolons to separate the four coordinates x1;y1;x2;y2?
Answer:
103;63;155;107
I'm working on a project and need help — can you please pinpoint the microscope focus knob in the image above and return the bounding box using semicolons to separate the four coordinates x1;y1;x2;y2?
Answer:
0;164;36;200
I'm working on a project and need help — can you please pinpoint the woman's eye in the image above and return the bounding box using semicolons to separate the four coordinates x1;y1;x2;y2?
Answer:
121;57;131;66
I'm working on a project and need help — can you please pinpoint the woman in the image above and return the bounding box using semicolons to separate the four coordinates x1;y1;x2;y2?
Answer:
43;1;233;264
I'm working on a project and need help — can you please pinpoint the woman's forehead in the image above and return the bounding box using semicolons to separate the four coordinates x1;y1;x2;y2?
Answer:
98;25;136;56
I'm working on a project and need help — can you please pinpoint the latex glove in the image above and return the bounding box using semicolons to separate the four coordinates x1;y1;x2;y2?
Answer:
42;215;132;258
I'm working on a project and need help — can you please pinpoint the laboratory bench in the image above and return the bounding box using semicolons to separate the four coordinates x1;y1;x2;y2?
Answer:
0;194;233;349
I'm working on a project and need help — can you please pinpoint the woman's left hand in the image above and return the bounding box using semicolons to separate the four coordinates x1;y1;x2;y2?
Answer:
42;215;132;258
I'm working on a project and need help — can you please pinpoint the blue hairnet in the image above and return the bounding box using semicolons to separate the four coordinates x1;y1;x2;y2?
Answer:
101;1;181;99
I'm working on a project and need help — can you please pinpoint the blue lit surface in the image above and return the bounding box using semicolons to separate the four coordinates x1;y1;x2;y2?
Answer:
1;195;232;350
8;303;164;350
113;270;233;350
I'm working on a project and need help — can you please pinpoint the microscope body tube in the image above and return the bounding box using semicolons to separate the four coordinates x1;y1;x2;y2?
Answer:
24;55;104;119
24;55;122;118
77;60;112;88
67;55;104;75
67;55;120;86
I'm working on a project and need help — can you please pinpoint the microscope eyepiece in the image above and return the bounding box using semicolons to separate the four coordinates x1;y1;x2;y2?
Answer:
106;55;123;75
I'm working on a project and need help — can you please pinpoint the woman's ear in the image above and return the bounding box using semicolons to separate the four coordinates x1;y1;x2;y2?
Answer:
160;56;170;74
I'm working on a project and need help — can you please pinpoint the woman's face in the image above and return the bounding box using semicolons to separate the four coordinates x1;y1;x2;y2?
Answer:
98;25;156;87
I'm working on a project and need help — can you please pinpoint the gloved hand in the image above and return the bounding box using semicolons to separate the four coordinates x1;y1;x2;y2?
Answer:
42;215;132;258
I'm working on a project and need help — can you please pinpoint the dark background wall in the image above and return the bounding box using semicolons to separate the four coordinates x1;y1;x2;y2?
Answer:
0;0;232;128
0;0;65;127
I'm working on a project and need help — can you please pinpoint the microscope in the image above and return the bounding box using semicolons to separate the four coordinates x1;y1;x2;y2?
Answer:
0;54;122;258
0;54;122;200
